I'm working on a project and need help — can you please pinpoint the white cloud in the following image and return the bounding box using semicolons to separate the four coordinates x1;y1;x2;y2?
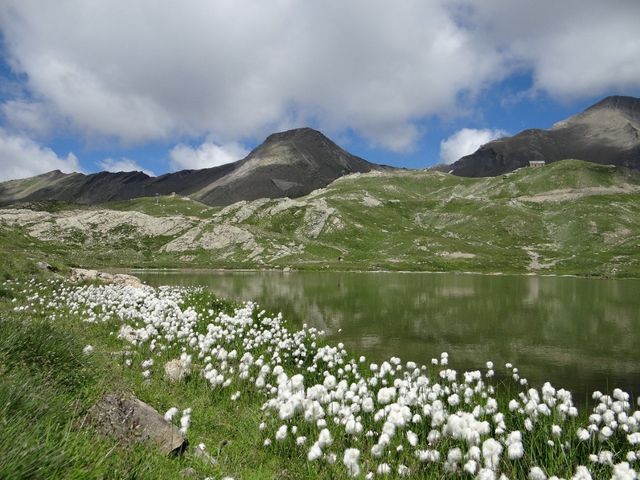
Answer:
1;99;56;136
169;142;248;171
439;128;507;165
0;1;503;151
0;1;638;151
461;1;640;99
99;158;155;177
0;128;80;181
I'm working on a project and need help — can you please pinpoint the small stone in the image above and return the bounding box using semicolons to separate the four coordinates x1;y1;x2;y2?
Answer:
36;261;57;272
165;359;191;382
193;443;217;466
180;467;197;478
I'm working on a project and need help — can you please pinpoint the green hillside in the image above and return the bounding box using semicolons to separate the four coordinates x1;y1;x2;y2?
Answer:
103;195;219;218
1;160;639;277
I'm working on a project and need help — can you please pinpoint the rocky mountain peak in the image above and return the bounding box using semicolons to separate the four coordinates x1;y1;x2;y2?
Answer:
262;127;327;143
557;95;640;129
585;95;640;117
447;95;640;177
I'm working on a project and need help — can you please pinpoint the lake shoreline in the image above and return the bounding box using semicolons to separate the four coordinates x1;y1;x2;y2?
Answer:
130;265;640;404
103;265;639;281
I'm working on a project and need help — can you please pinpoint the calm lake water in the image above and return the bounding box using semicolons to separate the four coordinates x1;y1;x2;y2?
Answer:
135;270;640;402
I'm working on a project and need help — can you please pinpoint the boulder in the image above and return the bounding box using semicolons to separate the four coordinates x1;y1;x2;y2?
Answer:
36;261;57;272
88;393;187;455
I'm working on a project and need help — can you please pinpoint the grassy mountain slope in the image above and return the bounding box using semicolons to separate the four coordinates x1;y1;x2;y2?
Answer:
1;160;639;277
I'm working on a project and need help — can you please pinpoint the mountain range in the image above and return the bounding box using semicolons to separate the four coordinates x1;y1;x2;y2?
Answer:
0;95;639;207
0;128;387;207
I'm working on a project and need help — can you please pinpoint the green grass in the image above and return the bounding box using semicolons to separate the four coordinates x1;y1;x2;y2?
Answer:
0;226;69;281
0;293;190;478
0;276;264;479
103;195;218;218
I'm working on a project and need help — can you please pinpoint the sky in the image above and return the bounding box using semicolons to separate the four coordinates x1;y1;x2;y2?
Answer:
1;0;639;181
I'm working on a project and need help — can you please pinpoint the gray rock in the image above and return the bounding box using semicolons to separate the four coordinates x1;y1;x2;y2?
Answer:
180;467;197;478
192;443;217;466
70;268;144;287
35;261;57;272
164;358;191;382
88;393;187;455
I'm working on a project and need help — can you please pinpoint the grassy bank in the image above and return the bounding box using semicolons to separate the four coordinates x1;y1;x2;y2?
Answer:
0;265;334;479
1;265;639;479
0;275;287;479
0;282;191;478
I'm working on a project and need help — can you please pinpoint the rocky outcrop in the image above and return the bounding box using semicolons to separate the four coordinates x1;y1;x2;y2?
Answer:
161;224;262;257
70;268;144;287
0;208;193;242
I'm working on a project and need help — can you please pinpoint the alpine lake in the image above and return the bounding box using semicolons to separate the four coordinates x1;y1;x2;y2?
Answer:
134;270;640;404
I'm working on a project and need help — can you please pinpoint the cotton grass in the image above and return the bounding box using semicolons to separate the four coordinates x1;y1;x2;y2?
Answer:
6;277;640;479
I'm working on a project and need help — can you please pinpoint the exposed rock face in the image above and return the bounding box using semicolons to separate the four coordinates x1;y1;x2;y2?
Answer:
70;268;144;287
162;224;261;256
449;96;640;177
302;198;341;239
88;393;187;455
0;208;192;242
0;128;391;207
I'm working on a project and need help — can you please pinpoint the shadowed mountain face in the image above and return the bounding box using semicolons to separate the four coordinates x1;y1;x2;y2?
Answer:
449;96;640;177
0;128;388;207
